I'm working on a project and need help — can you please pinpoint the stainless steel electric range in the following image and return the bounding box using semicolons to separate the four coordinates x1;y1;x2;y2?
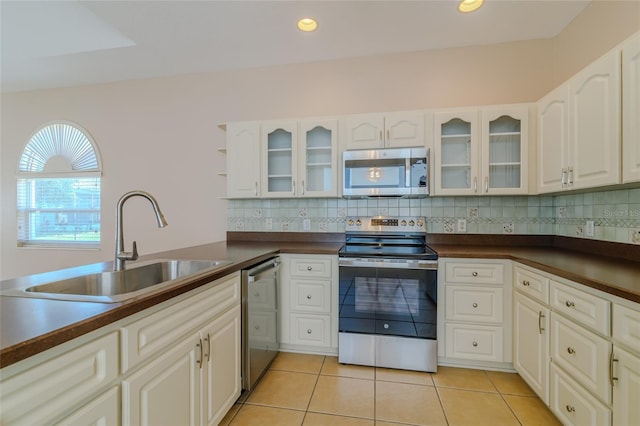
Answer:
338;216;438;372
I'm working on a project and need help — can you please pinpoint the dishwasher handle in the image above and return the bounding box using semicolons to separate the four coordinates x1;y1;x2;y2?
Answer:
247;257;280;283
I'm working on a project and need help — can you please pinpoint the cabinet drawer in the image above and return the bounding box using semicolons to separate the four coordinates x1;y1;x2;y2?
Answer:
290;314;331;347
550;280;610;336
122;272;240;373
613;303;640;352
514;266;549;303
445;285;503;324
290;279;331;313
550;313;611;404
550;363;611;426
445;262;504;285
289;257;332;278
444;323;504;362
0;332;119;426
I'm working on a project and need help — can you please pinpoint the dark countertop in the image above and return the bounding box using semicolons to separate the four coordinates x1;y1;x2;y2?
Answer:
1;235;639;369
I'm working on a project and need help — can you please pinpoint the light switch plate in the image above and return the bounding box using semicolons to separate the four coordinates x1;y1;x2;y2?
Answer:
303;219;311;231
585;220;595;237
457;219;467;233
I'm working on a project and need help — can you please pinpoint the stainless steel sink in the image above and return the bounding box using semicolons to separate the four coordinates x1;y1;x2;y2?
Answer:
2;259;231;303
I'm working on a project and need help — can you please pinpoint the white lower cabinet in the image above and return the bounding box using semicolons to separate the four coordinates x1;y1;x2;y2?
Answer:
612;303;640;426
0;332;119;425
56;386;120;426
439;258;512;369
513;291;550;404
280;254;338;354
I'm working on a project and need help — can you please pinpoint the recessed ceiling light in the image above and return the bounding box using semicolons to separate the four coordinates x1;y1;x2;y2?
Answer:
297;18;318;32
458;0;484;13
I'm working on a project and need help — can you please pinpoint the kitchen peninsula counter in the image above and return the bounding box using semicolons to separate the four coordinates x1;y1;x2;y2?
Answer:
2;234;639;368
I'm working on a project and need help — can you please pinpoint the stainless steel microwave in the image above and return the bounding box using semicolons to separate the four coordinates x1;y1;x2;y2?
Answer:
342;147;429;198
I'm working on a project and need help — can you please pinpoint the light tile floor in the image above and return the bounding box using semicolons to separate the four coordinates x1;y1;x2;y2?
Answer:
221;352;561;426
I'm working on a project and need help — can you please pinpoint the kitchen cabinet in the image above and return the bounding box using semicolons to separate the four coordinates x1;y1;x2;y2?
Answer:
343;111;426;149
438;259;512;368
226;122;261;198
122;273;241;426
622;32;640;184
611;303;640;426
0;332;119;425
279;254;338;354
537;48;621;193
298;119;339;197
433;104;529;195
261;121;298;198
56;386;120;426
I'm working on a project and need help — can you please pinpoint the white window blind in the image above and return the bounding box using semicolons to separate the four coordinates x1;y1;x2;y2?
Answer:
16;122;102;248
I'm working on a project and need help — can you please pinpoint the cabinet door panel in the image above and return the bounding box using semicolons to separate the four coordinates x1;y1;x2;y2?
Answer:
514;266;550;304
299;119;338;196
203;306;241;426
261;121;298;197
569;50;621;189
444;323;503;362
122;336;200;426
622;33;640;183
385;111;425;148
612;346;640;426
226;122;261;198
445;285;503;323
55;386;120;426
513;293;549;404
344;114;384;149
537;85;569;193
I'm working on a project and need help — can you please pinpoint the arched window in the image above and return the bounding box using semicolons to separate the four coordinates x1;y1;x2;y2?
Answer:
16;122;102;247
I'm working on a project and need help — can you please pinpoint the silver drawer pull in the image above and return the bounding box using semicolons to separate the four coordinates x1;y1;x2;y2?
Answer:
522;280;530;286
567;347;576;355
472;272;478;277
538;311;545;334
306;294;312;299
307;329;312;334
610;351;619;387
472;303;478;308
565;300;575;308
472;341;478;347
566;405;575;413
307;266;313;271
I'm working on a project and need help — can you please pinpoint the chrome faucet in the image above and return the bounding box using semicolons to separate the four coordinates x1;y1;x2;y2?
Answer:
115;190;168;271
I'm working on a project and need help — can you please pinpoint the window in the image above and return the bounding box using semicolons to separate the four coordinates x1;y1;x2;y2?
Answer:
17;122;102;248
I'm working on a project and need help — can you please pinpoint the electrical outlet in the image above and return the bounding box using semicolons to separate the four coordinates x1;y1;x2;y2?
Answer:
303;219;311;231
265;218;273;230
631;228;640;244
585;220;595;237
444;221;455;233
457;219;467;233
503;222;514;234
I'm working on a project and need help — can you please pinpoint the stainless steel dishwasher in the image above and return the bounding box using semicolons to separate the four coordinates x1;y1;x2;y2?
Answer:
241;256;280;390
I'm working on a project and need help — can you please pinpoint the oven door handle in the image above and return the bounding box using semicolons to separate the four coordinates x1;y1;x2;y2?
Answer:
339;257;438;270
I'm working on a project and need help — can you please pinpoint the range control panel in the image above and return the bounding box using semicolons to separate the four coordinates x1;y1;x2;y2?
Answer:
345;216;426;233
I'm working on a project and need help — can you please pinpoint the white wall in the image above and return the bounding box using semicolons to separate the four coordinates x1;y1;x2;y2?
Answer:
1;0;638;280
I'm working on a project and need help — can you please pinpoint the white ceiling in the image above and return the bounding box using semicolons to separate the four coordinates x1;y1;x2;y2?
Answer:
1;0;590;93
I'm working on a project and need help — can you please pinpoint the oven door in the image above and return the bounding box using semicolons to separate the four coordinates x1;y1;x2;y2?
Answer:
338;260;437;340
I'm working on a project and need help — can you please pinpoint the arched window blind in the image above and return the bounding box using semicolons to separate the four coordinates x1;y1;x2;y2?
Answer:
17;122;102;247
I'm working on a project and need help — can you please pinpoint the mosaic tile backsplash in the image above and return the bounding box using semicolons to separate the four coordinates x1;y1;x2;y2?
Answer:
227;187;640;245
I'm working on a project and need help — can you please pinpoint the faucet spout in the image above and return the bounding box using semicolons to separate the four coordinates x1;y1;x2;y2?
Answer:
115;190;168;271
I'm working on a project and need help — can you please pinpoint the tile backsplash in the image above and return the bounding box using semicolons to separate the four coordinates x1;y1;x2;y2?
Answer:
227;187;640;245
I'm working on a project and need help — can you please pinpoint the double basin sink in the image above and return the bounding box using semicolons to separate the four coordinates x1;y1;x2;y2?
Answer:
1;259;232;303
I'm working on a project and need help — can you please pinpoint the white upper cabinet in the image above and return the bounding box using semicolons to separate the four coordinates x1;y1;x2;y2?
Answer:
261;121;298;198
569;49;621;190
537;85;570;193
622;32;640;184
298;119;338;197
538;48;621;193
344;111;425;149
433;105;529;196
226;122;261;198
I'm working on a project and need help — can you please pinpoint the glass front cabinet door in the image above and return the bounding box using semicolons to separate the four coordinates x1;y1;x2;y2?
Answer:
433;105;529;196
299;119;338;197
261;121;298;198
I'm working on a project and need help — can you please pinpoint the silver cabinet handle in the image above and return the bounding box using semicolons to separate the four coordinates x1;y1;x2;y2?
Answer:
522;280;530;286
204;333;211;362
301;180;305;196
196;339;203;368
610;350;619;387
379;130;383;145
568;167;574;186
255;181;258;197
566;301;575;308
292;179;296;196
472;272;478;277
561;168;567;188
484;176;489;193
472;303;478;308
386;129;390;145
538;311;545;334
567;347;576;355
473;177;478;193
566;405;575;413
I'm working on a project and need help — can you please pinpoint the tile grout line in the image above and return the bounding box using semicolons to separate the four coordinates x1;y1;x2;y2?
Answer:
484;371;525;426
300;355;326;425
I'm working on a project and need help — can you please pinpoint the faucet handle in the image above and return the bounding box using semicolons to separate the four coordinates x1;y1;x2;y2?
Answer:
130;240;139;261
